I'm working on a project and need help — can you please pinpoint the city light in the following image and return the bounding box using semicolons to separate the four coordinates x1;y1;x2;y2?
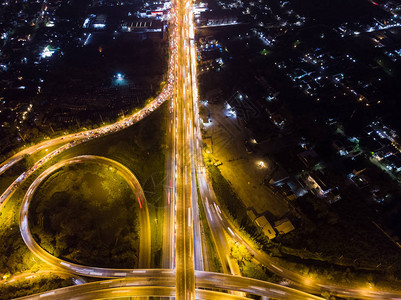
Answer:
40;45;56;58
2;0;401;299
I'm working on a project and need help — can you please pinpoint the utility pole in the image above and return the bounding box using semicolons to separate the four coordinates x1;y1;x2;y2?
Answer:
17;130;26;142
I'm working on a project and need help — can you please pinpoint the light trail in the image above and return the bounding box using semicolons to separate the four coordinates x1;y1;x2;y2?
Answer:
19;156;151;276
15;270;326;300
3;0;401;298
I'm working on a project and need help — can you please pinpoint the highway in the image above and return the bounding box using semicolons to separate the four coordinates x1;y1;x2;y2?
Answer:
162;5;179;271
0;0;322;298
172;0;401;298
174;0;196;296
172;0;211;297
3;0;401;297
20;155;151;276
15;269;326;300
181;0;241;280
162;107;176;270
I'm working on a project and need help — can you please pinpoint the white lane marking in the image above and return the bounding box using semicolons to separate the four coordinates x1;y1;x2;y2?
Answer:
205;203;213;221
40;291;55;297
188;208;192;227
60;262;70;267
113;272;127;276
213;203;221;214
271;264;283;272
269;288;286;295
89;272;102;276
249;286;265;291
185;166;187;185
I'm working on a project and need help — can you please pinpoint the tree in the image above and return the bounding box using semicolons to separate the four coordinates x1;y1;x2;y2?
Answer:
230;243;253;267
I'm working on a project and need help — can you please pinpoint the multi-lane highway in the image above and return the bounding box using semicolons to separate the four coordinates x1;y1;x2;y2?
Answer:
173;0;196;297
3;0;401;298
15;269;326;300
170;0;401;299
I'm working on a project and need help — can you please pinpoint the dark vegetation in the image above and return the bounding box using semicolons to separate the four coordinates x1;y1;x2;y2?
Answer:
39;102;169;267
29;163;140;268
291;0;387;25
204;156;269;247
0;274;72;300
42;38;167;96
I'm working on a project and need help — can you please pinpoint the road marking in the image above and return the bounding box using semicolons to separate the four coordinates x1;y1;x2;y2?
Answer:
188;208;192;227
205;204;213;221
249;286;265;291
60;262;70;267
89;272;102;276
132;270;146;273
100;281;112;284
269;288;286;295
126;282;140;286
271;264;283;272
113;272;127;276
40;291;55;297
214;203;221;214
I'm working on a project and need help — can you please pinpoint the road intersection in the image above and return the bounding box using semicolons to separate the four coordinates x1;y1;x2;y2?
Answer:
2;0;401;298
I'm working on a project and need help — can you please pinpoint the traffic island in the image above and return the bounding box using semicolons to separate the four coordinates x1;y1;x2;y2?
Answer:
28;161;142;269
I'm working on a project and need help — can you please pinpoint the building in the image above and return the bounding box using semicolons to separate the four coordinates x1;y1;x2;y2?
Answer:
274;218;295;235
303;170;332;197
120;19;166;39
298;149;320;169
199;10;238;26
121;19;164;33
246;209;257;222
93;15;107;29
255;216;276;239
